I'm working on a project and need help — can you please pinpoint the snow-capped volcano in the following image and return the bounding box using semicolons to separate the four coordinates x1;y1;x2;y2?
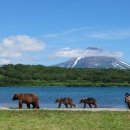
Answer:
55;47;130;69
56;56;130;69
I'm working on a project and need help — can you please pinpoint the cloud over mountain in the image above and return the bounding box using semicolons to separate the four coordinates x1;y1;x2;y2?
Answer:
53;47;123;58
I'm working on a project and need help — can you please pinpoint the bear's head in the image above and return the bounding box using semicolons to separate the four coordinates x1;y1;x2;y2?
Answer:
79;98;85;104
12;94;19;100
55;98;61;103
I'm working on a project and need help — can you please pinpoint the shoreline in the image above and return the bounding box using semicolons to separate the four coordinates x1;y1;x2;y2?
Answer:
0;107;129;111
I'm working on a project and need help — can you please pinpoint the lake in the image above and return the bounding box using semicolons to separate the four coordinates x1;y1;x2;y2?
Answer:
0;87;130;108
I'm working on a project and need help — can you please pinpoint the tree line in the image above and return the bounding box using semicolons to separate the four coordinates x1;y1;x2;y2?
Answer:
0;64;130;87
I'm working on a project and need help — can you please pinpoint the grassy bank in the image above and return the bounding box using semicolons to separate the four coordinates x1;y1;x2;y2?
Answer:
0;110;130;130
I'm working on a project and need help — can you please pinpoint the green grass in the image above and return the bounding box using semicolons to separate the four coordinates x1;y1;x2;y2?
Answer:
0;110;130;130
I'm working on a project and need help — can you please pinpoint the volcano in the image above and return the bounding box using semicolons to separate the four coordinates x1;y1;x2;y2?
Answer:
55;48;130;69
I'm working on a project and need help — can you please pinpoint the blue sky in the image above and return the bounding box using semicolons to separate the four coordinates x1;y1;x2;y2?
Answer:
0;0;130;65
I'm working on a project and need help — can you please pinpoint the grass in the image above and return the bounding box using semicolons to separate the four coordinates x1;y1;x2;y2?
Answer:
0;110;130;130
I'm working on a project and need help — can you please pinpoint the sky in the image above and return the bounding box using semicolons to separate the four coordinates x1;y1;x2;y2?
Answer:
0;0;130;65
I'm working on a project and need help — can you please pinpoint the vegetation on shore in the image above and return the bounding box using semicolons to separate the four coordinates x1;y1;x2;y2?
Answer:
0;64;130;87
0;110;130;130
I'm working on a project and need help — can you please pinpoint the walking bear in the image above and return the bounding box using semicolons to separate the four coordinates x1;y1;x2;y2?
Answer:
12;93;40;109
55;97;76;108
80;97;97;108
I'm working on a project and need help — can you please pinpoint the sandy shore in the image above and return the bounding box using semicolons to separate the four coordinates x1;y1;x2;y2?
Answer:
0;107;130;111
41;108;130;111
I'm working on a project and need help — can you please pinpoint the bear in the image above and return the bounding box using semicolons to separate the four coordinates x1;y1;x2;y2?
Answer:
55;97;76;108
80;97;97;108
12;93;40;109
125;93;130;109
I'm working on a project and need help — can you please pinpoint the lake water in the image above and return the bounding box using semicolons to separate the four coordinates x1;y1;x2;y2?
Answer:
0;87;130;108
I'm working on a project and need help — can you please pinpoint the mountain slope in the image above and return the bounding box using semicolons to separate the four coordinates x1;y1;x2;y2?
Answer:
56;56;130;69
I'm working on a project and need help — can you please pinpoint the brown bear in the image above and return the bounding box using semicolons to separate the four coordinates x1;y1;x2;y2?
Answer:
55;97;76;108
125;93;130;109
80;97;97;108
12;93;40;109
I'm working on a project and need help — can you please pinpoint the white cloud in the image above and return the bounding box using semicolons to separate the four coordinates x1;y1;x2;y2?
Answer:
0;35;45;64
87;29;130;39
54;48;83;58
53;47;123;58
43;27;89;38
43;27;130;41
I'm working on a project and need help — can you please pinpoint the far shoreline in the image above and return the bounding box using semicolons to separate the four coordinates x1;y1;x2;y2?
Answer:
0;85;130;87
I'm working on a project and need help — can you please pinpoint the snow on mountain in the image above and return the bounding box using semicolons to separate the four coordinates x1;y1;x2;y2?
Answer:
56;56;130;69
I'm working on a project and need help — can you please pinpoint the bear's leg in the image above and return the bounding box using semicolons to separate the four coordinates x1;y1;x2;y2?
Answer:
26;103;30;109
58;103;61;108
127;103;130;109
84;103;86;108
73;104;76;108
65;103;68;108
32;103;36;108
19;100;22;108
70;104;72;108
94;103;97;108
88;104;92;108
